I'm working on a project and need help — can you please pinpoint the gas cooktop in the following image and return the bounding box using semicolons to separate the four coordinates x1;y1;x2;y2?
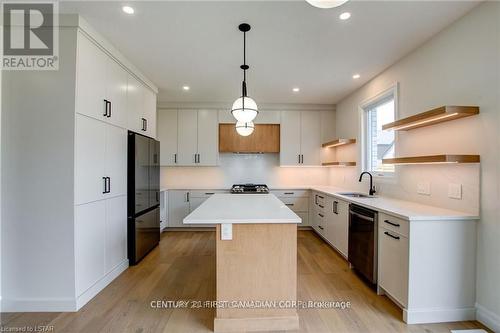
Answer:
231;184;269;194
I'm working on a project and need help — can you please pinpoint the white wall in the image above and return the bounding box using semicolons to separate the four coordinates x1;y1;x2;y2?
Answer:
331;2;499;330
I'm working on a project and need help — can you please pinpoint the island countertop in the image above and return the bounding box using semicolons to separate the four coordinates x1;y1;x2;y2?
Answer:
183;193;301;225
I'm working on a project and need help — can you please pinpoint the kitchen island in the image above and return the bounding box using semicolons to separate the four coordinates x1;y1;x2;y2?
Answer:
184;194;301;332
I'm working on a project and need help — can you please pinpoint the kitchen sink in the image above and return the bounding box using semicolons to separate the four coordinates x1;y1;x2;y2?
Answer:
337;192;375;198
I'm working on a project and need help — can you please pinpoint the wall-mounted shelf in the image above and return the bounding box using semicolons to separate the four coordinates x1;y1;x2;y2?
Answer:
383;154;480;165
322;161;357;167
322;138;356;148
382;106;479;131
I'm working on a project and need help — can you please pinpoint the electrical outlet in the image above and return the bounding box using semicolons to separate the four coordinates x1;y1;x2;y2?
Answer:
221;223;233;240
417;181;431;195
448;183;462;200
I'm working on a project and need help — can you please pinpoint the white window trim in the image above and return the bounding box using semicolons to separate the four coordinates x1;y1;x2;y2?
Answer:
358;82;399;184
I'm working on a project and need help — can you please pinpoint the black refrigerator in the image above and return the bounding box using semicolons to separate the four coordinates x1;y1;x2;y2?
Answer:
127;131;160;265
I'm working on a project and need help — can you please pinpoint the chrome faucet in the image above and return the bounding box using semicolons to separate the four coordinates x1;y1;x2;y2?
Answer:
359;172;376;196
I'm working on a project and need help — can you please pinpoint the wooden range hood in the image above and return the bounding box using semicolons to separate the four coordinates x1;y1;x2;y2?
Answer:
219;123;280;153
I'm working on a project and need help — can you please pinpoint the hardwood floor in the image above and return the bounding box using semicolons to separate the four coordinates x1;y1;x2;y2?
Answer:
1;230;489;333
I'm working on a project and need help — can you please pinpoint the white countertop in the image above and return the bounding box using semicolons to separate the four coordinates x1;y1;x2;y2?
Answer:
163;185;478;222
183;194;301;225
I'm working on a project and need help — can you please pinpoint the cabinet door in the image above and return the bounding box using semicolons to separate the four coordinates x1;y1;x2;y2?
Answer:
105;58;128;128
75;114;106;205
300;111;321;165
105;124;127;198
280;111;301;166
177;110;198;165
105;195;127;273
167;191;190;227
197;110;218;166
378;227;409;307
75;200;106;296
127;75;145;134
335;199;349;257
296;212;309;227
75;33;107;121
325;196;336;246
143;88;157;138
158;110;178;166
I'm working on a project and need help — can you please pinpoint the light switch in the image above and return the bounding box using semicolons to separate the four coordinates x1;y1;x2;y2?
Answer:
221;224;233;240
417;181;431;195
448;183;462;200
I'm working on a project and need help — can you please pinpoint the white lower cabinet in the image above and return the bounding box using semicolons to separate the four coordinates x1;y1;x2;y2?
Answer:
167;190;190;228
325;196;349;257
75;195;127;297
273;190;310;227
378;225;409;307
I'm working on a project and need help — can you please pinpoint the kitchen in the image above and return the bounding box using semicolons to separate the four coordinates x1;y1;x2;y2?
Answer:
1;1;499;333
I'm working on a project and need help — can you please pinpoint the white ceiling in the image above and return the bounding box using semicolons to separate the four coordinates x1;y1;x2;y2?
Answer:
60;1;479;105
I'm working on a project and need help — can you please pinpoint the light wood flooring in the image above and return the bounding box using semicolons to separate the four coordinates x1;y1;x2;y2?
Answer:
1;230;489;333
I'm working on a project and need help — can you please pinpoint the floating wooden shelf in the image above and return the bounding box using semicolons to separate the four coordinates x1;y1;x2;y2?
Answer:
382;106;479;131
322;138;356;148
382;155;480;165
321;161;357;167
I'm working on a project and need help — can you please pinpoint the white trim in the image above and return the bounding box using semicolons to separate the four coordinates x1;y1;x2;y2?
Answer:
158;102;335;112
403;306;476;324
76;259;129;310
476;303;500;332
358;82;399;183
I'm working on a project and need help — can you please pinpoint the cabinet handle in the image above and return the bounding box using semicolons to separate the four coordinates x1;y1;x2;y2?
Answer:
285;203;294;206
102;177;107;194
318;225;324;230
298;155;301;164
315;194;318;205
333;201;338;214
108;101;112;118
186;192;190;202
107;177;111;193
301;155;304;164
318;195;324;199
141;118;147;131
319;204;324;209
318;213;324;218
284;192;294;195
174;153;177;164
384;220;400;227
384;231;400;240
145;118;147;131
103;99;109;117
205;192;215;195
156;191;159;202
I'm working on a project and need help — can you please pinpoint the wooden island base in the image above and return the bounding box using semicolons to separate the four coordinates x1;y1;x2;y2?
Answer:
214;223;299;332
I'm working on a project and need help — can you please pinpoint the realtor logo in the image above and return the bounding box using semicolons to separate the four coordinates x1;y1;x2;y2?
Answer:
1;2;59;70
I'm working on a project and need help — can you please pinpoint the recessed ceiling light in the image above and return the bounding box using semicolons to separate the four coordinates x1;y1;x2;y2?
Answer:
293;87;300;92
182;86;190;91
122;6;134;15
352;74;360;79
339;12;351;20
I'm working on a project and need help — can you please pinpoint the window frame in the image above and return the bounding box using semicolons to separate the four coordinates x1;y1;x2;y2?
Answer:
358;83;399;182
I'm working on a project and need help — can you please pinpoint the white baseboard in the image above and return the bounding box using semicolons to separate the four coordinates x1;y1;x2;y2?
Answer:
403;307;476;324
476;303;500;332
76;259;129;310
1;260;129;312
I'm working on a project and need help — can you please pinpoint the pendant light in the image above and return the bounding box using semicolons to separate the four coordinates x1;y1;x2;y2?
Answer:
235;121;255;137
305;0;349;9
231;23;258;124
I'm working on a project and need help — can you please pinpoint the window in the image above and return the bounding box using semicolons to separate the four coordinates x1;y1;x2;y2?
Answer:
362;87;397;177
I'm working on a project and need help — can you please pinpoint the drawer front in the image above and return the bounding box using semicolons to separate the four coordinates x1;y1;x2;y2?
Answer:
296;212;309;227
271;189;309;198
279;197;309;212
189;190;228;198
316;211;326;235
379;212;409;238
313;192;326;212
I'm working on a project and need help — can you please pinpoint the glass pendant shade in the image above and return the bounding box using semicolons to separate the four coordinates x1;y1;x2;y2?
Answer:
231;96;258;123
305;0;349;9
235;121;255;136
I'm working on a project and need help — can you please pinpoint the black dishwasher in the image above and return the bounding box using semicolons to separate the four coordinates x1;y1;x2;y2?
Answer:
348;204;378;284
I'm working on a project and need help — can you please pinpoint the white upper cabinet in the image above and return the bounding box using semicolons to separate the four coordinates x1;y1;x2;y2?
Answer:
127;74;157;138
300;111;321;165
280;111;302;165
105;58;128;128
280;111;321;166
158;110;178;166
158;109;218;166
197;110;218;166
177;110;198;165
75;33;107;122
143;88;157;138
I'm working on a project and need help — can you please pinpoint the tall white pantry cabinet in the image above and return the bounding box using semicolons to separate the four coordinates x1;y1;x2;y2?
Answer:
1;16;158;312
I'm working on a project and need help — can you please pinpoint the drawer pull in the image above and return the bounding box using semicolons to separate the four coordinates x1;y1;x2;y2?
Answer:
318;195;324;199
285;203;294;206
205;192;215;195
284;192;294;195
318;204;324;208
384;220;400;227
318;213;324;218
318;226;324;230
384;231;400;240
